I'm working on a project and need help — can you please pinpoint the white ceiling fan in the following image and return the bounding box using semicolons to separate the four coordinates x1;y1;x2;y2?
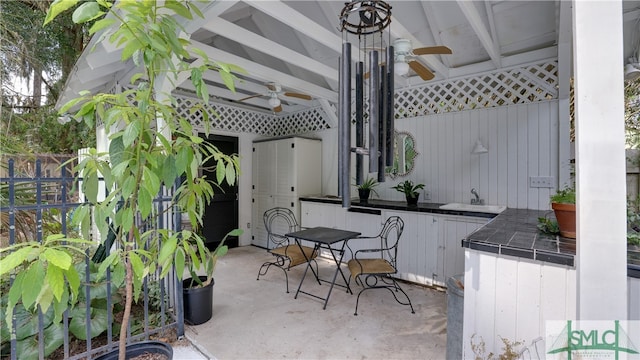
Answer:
238;82;312;113
365;38;452;81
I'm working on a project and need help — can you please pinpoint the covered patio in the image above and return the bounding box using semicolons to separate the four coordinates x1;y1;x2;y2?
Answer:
186;246;449;359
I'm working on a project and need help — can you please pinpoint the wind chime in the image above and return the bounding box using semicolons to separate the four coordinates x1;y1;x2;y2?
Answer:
338;0;395;208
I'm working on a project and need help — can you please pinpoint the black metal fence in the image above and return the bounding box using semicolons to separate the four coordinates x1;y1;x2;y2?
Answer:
1;159;184;359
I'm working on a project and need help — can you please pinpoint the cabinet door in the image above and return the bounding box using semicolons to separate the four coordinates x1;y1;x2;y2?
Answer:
438;216;487;286
275;139;295;196
383;210;438;285
251;194;274;248
253;141;277;195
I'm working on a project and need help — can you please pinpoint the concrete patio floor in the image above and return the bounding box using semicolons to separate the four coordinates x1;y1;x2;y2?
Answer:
185;246;449;359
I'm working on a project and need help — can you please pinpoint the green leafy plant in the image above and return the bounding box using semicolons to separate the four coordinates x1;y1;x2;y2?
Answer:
0;1;243;359
186;229;242;288
537;217;560;235
550;187;575;204
391;180;425;197
353;176;379;197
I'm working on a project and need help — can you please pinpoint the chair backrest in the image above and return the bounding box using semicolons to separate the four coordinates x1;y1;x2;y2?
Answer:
378;216;404;266
263;207;299;249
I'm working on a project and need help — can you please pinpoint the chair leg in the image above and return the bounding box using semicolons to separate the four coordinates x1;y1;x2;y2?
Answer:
352;275;415;315
256;256;292;293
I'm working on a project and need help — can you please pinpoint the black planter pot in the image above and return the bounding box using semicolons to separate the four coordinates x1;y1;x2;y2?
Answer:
94;341;173;360
358;189;371;202
183;276;214;325
406;193;420;206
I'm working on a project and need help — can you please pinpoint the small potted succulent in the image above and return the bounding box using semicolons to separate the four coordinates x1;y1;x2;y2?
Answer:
354;176;379;202
391;180;425;206
550;187;576;238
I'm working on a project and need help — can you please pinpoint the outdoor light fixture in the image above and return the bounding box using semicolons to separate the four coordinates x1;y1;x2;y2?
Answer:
267;94;281;108
338;0;395;208
471;139;489;154
394;57;410;76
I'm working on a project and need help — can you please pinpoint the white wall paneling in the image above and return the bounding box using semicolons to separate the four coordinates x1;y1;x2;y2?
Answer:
463;249;577;357
629;276;640;320
360;100;561;210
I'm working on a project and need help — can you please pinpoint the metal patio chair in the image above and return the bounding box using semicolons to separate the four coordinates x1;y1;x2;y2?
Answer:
346;216;415;315
256;207;320;293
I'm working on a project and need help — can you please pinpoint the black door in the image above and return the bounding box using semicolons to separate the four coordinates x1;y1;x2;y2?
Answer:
200;134;239;249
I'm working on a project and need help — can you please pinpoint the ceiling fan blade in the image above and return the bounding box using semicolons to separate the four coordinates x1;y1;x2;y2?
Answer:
273;105;282;113
238;93;263;102
283;92;312;101
409;61;435;81
412;45;453;56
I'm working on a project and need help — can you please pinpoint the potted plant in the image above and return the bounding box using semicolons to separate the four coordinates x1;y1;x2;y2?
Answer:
0;2;242;360
551;187;576;238
182;229;241;325
354;176;379;202
391;180;425;206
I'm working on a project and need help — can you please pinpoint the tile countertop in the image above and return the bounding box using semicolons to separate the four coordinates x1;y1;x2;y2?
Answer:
462;208;640;278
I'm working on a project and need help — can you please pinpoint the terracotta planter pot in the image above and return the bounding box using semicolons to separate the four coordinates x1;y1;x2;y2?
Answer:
552;202;576;238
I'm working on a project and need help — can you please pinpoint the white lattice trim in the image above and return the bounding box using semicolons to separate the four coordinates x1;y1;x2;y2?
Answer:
174;94;331;136
393;60;558;119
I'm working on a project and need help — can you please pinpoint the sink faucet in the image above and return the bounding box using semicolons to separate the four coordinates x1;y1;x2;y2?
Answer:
470;188;484;205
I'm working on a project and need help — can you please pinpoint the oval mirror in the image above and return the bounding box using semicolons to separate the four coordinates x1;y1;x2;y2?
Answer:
386;131;418;179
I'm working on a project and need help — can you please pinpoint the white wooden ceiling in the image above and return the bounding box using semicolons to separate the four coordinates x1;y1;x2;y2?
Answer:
59;0;640;115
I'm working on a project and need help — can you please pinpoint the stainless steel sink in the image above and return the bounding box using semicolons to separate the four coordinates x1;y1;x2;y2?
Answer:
439;203;506;214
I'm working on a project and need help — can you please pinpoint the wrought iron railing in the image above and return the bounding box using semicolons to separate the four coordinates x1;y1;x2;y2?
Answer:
1;159;184;359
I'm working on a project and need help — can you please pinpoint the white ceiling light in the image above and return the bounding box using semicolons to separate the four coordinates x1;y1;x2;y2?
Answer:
395;55;409;76
268;94;281;108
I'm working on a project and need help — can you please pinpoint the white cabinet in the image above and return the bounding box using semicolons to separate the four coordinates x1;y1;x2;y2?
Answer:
251;137;321;248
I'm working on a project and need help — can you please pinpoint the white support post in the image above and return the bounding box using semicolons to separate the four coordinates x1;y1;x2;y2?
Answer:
573;0;627;320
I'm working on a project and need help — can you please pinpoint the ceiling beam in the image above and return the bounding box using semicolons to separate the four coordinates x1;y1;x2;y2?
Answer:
420;2;451;68
244;0;367;63
190;40;338;102
456;0;502;68
201;18;337;81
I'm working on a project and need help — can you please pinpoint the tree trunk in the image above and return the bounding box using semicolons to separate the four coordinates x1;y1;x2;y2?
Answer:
119;233;134;360
31;67;42;110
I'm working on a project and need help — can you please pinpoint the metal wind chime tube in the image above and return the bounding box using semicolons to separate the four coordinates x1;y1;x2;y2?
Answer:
355;61;364;185
339;42;352;208
385;45;395;167
378;63;387;182
368;49;379;174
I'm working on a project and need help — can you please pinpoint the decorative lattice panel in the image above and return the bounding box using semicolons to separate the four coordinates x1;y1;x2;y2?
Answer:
392;60;558;119
174;94;331;136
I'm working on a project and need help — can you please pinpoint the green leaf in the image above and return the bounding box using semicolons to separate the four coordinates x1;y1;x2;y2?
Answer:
219;68;236;93
42;322;65;357
53;289;69;323
174;248;185;280
123;121;140;147
84;171;99;203
22;262;45;311
42;248;72;270
215;158;225;184
129;252;144;283
69;307;108;340
158;236;177;266
143;167;161;196
36;283;55;314
45;265;65;301
121;39;143;61
164;0;193;19
162;156;177;186
122;207;134;233
44;0;79;25
0;247;33;276
225;160;236;185
138;187;152;219
72;2;104;23
66;264;81;300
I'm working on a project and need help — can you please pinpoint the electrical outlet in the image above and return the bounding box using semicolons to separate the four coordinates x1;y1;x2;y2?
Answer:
529;176;554;188
247;222;251;229
424;190;431;201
